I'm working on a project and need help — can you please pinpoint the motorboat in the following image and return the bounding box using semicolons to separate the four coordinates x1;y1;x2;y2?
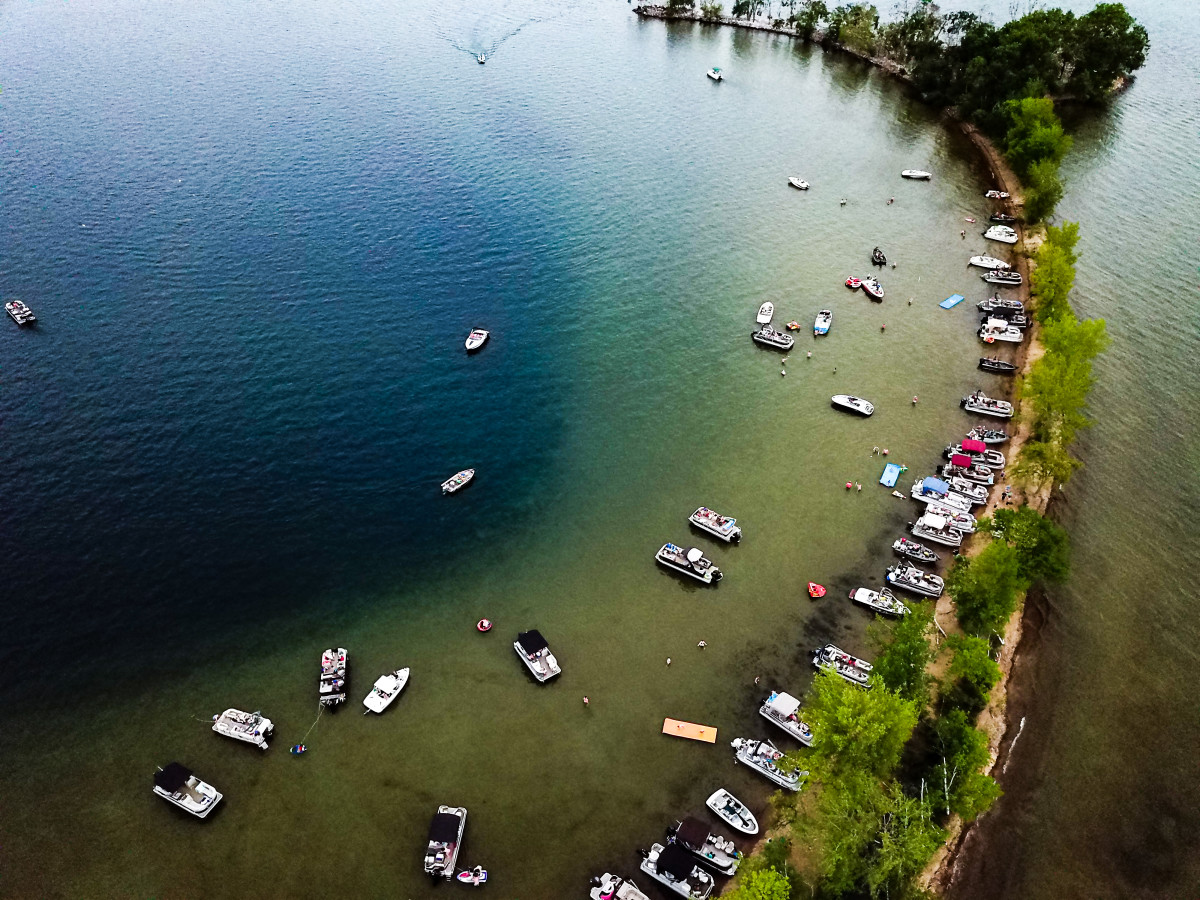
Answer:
442;469;475;493
705;788;758;835
909;513;964;548
983;225;1018;244
886;563;944;598
892;536;938;564
967;426;1009;444
759;691;814;746
812;643;873;687
813;309;832;335
962;390;1014;418
363;667;410;714
689;507;742;543
706;67;723;81
945;476;989;505
979;318;1023;344
153;763;222;818
830;394;874;416
985;189;1010;199
845;276;861;290
319;647;348;707
514;629;561;682
940;461;995;487
787;177;809;190
989;312;1030;330
668;817;741;877
465;328;489;351
990;212;1017;223
979;356;1018;375
849;586;910;617
5;300;36;326
730;738;804;791
901;169;932;180
590;873;652;900
656;543;722;583
211;709;273;749
756;302;774;324
983;270;1023;286
946;441;1006;467
978;297;1024;313
751;325;794;351
871;247;886;266
424;806;467;879
910;477;972;513
477;53;486;64
640;843;715;899
861;276;884;300
968;256;1010;270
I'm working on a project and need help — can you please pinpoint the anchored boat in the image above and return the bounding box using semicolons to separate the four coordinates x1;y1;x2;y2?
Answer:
319;647;348;707
152;763;222;818
705;788;758;835
424;806;467;879
787;177;809;190
731;738;804;791
668;817;741;876
861;276;884;300
656;543;722;584
849;586;911;617
751;325;794;351
759;691;814;746
813;309;832;335
514;630;561;682
465;328;489;352
689;507;741;543
211;709;273;749
5;300;37;326
886;563;945;598
363;667;410;713
831;394;874;416
756;302;774;324
901;169;932;180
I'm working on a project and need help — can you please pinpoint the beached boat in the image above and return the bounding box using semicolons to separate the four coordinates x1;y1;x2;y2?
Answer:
940;461;995;487
640;843;715;899
892;537;939;564
706;788;758;835
961;390;1014;418
465;328;489;352
983;225;1018;244
968;255;1010;270
861;276;884;300
424;806;467;879
979;356;1018;375
153;763;222;818
979;318;1023;344
319;647;348;707
990;212;1017;223
590;873;652;900
363;667;410;713
944;476;990;505
985;189;1010;199
850;586;911;617
756;302;774;324
910;477;973;513
901;169;932;180
668;817;741;877
886;563;944;598
5;300;37;326
978;296;1024;312
946;441;1006;467
759;691;814;746
706;67;723;81
813;309;832;335
211;709;273;749
442;469;475;493
967;426;1010;445
514;630;561;682
731;738;804;791
751;325;794;351
845;276;861;290
689;507;742;543
812;643;873;687
787;177;809;190
983;270;1023;286
871;247;887;266
830;394;874;416
909;513;964;548
656;543;722;584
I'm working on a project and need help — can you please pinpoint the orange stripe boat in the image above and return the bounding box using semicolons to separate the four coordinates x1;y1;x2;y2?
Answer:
663;718;717;743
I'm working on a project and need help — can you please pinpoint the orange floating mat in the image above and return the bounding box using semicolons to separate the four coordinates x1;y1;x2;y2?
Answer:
663;718;717;743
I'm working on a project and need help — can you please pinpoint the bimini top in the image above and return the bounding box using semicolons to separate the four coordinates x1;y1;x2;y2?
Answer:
676;816;711;848
962;438;987;453
517;630;549;654
922;477;950;494
950;454;974;468
766;692;801;717
656;843;696;881
154;763;193;792
686;547;704;563
922;514;949;530
429;811;463;842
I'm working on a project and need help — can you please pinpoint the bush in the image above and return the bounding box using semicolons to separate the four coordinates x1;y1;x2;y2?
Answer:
1003;97;1073;176
700;2;723;20
990;505;1071;584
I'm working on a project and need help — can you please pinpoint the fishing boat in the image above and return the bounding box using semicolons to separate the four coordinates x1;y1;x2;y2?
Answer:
5;300;37;326
886;563;944;598
640;843;715;899
910;477;973;513
946;441;1006;467
967;426;1010;445
363;667;410;713
849;587;911;617
756;302;774;324
978;297;1024;313
424;806;467;879
813;309;832;335
442;469;475;493
211;709;273;749
983;270;1023;285
706;67;723;81
892;537;938;564
961;390;1014;418
812;644;873;687
689;507;742;543
759;691;814;746
845;276;861;290
985;189;1010;199
656;543;722;584
861;276;884;300
909;513;964;548
319;647;348;707
968;255;1011;270
940;461;996;487
787;177;810;190
590;873;652;900
668;817;741;877
731;738;804;791
751;325;794;351
830;394;874;416
983;225;1018;244
979;318;1023;344
705;788;758;835
990;212;1017;224
514;629;561;682
901;169;932;180
465;328;489;352
871;247;887;266
979;356;1018;375
152;763;222;818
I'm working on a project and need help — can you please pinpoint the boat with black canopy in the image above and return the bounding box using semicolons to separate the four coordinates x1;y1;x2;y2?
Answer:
152;763;222;818
759;691;814;746
668;817;741;876
424;806;467;879
513;630;561;682
590;873;652;900
656;543;722;584
640;842;715;899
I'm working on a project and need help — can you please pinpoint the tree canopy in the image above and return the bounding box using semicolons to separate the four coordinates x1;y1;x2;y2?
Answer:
871;601;936;704
804;669;920;779
989;505;1071;584
947;540;1027;636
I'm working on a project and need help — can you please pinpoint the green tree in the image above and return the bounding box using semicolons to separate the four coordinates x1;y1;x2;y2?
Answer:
666;0;696;11
1024;157;1064;223
940;633;1000;716
828;3;878;54
1003;97;1073;175
1025;314;1110;450
1030;222;1079;322
1013;437;1081;486
928;710;1002;821
1068;3;1150;102
989;505;1071;584
867;784;946;897
947;540;1026;636
802;770;889;896
803;670;920;779
789;0;827;38
727;866;792;900
700;2;723;20
871;601;935;704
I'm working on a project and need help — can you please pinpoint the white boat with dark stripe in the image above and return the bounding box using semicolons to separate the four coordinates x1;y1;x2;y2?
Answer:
656;543;722;583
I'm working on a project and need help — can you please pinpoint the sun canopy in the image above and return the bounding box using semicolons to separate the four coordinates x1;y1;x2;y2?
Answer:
686;547;703;563
676;817;711;849
657;843;696;881
428;811;463;843
922;514;948;530
517;630;548;654
767;692;801;717
922;477;949;494
154;763;192;792
962;439;987;453
951;454;974;468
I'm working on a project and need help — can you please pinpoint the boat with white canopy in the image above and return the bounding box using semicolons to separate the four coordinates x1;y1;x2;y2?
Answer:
759;691;814;746
909;513;964;548
656;543;722;584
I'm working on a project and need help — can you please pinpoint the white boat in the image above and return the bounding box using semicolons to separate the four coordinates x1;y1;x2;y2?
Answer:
640;843;715;899
861;276;884;300
465;328;489;351
945;476;989;505
211;709;273;749
477;53;486;64
751;325;794;351
731;738;804;791
152;763;222;818
656;543;722;584
705;788;758;835
689;507;741;543
442;468;475;493
893;536;939;564
983;225;1018;244
947;443;1006;467
940;461;996;486
514;630;561;682
319;647;348;707
967;426;1010;445
811;643;872;687
424;806;467;879
669;817;741;876
813;309;832;335
849;586;910;617
830;394;874;416
759;691;814;746
924;503;976;533
985;189;1010;199
901;169;932;180
706;67;723;81
5;300;37;326
983;270;1022;285
909;513;964;548
978;297;1024;312
886;563;944;598
961;390;1014;419
979;318;1023;344
590;873;652;900
787;177;810;190
363;668;410;713
756;302;774;324
910;477;973;513
968;255;1010;270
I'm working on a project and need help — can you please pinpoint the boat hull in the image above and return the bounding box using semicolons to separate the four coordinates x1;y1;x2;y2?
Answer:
705;790;758;835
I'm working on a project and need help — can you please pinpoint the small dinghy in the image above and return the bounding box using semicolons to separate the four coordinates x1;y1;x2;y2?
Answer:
656;543;722;584
442;469;475;493
731;738;804;791
871;247;887;266
849;586;910;617
983;270;1023;285
831;394;874;416
756;302;774;324
886;563;945;598
807;582;826;598
892;537;938;564
212;709;274;749
845;276;862;290
969;255;1011;270
909;513;964;548
590;873;653;900
947;440;1006;467
967;426;1010;445
760;690;814;746
812;643;873;687
363;667;410;714
990;212;1017;224
706;67;723;81
457;866;488;886
465;328;489;352
689;507;742;543
787;177;810;190
152;763;222;818
640;843;716;899
861;276;884;301
962;390;1014;419
668;817;742;876
901;169;932;180
813;309;832;335
985;189;1010;199
979;356;1018;375
983;225;1018;244
706;788;758;835
751;325;794;351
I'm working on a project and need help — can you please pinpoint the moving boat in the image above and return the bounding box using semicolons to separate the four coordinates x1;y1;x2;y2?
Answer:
759;691;814;746
909;513;964;548
751;325;794;351
211;709;273;749
979;356;1018;375
845;276;861;290
689;507;742;543
811;643;873;687
892;536;939;564
967;426;1010;444
656;543;722;583
901;169;932;180
813;309;832;335
968;256;1010;270
668;817;741;877
887;563;945;598
910;477;972;513
787;177;810;190
983;270;1023;285
442;469;475;493
465;328;489;352
979;318;1023;344
756;302;774;324
861;276;884;300
961;390;1014;418
514;630;561;682
363;667;410;714
705;788;758;835
424;806;467;879
730;738;804;791
871;247;887;266
590;873;652;900
640;843;715;899
985;189;1010;199
5;300;36;326
830;394;874;416
152;763;222;818
477;53;486;64
319;647;348;707
978;297;1024;313
946;441;1006;467
706;67;723;81
849;586;910;617
983;225;1018;244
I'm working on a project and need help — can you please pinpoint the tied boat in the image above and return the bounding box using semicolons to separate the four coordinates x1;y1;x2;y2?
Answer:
961;390;1014;419
979;356;1018;375
211;709;273;749
967;426;1010;444
940;460;996;487
811;643;873;687
946;441;1006;467
731;738;804;791
668;817;741;877
924;503;978;532
759;691;814;746
849;586;911;617
909;513;964;548
424;806;467;879
979;318;1024;344
319;647;348;707
983;225;1018;244
983;269;1023;285
886;563;945;598
640;843;715;899
968;255;1010;270
892;537;939;564
910;477;973;513
985;189;1010;199
705;788;758;834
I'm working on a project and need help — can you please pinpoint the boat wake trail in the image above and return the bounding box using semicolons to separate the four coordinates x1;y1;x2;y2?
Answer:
432;0;571;61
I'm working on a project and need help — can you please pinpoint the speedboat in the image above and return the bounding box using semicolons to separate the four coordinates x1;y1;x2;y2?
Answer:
861;276;884;300
689;507;741;543
871;247;887;266
849;586;911;617
979;356;1018;375
985;189;1010;199
656;543;722;584
813;309;832;335
962;390;1014;418
153;763;222;818
812;644;872;687
668;817;741;876
940;461;995;487
756;302;774;324
640;843;715;899
477;53;486;64
442;468;475;493
892;537;938;564
983;270;1022;285
979;318;1023;344
901;169;932;180
590;873;652;900
465;328;489;351
831;394;874;416
319;647;348;707
705;788;758;835
968;256;1010;270
706;67;723;81
751;325;794;351
978;297;1024;312
759;691;814;746
5;300;36;326
424;806;467;879
911;477;972;513
887;563;944;598
946;442;1006;467
363;667;410;713
990;212;1017;224
845;276;861;290
514;630;561;682
909;513;964;548
983;225;1018;244
967;426;1010;445
211;709;273;749
731;738;804;791
787;177;809;190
